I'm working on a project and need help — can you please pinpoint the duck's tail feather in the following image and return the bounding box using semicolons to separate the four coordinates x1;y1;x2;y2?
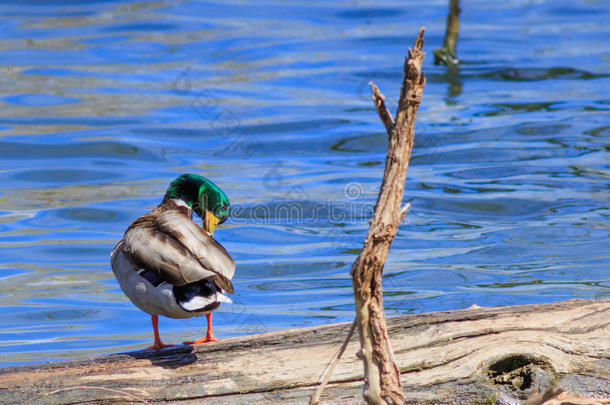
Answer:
216;290;232;304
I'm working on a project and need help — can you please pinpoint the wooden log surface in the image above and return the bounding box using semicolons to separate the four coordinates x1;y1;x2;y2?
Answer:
1;299;608;404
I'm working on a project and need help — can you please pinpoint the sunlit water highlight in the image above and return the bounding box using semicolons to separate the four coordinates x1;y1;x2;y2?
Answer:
0;0;608;366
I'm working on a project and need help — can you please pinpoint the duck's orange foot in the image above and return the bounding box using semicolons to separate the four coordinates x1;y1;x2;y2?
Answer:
145;341;174;350
184;335;218;345
185;313;218;345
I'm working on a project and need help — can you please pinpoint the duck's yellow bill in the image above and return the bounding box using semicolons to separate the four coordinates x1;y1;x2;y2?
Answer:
204;211;220;236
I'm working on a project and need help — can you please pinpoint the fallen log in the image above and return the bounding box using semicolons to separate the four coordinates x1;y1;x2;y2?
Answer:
1;299;608;404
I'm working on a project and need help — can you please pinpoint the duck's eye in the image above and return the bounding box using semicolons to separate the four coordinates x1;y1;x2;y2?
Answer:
221;202;228;211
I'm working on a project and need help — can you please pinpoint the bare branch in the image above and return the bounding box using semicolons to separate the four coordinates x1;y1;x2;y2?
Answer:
396;27;426;132
351;28;426;405
369;82;395;134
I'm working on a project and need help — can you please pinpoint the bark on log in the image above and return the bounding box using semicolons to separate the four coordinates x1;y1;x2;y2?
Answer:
350;27;426;405
1;299;608;405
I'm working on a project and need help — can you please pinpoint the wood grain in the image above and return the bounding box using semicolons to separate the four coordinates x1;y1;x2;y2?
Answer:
1;299;608;404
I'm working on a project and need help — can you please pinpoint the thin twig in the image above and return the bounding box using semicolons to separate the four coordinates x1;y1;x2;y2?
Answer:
370;81;395;133
26;385;151;405
309;319;357;405
399;203;411;222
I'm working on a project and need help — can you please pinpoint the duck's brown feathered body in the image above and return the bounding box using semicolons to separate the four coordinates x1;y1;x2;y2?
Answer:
111;199;234;319
110;174;234;348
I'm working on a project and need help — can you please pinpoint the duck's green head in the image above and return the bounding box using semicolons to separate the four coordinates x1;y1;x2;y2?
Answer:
164;173;230;235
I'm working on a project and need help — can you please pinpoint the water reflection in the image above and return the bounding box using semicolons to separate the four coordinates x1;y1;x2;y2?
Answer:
444;66;463;101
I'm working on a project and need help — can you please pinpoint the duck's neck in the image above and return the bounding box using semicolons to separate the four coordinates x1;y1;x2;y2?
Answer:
158;198;193;218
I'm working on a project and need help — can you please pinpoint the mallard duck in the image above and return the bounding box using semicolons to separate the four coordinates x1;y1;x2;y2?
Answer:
111;174;234;349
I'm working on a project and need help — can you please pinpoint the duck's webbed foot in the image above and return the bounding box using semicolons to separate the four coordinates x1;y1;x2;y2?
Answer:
184;335;217;344
184;313;218;345
145;314;175;350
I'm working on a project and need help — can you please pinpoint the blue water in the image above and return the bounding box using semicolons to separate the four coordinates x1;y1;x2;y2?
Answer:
0;0;608;366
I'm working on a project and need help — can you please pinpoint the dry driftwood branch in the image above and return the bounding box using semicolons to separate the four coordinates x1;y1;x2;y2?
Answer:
309;319;356;405
434;0;460;65
369;82;394;133
1;300;608;404
350;27;426;405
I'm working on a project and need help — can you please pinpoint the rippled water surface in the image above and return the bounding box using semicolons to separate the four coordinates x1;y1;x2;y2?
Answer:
0;0;608;366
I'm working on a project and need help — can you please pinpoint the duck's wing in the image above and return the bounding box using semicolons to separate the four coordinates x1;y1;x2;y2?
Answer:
122;209;235;293
155;210;235;284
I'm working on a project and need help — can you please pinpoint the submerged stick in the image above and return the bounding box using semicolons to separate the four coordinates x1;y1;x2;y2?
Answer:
434;0;460;65
350;28;426;404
